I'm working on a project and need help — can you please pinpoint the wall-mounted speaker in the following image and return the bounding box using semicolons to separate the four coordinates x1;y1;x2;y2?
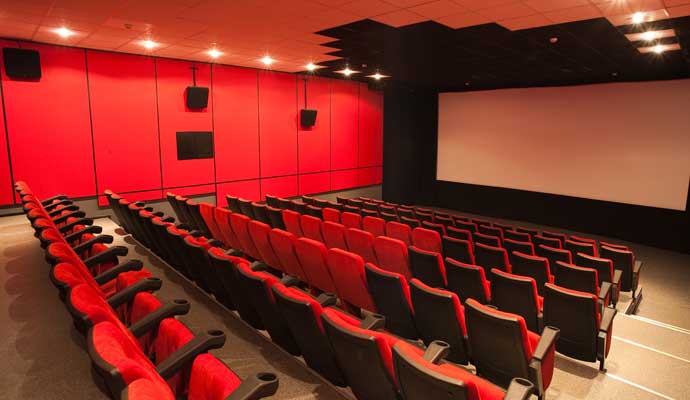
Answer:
185;86;209;109
300;109;318;127
3;48;41;79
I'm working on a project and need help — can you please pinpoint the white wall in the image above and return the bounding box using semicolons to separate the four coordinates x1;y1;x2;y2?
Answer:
437;79;690;211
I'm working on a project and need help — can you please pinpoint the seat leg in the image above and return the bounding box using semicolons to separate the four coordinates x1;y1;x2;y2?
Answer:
599;357;606;372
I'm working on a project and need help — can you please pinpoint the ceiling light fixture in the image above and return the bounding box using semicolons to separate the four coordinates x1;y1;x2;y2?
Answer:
366;72;389;80
140;39;158;49
653;44;665;54
632;12;646;24
641;31;657;41
336;67;358;77
53;27;74;38
207;48;223;58
260;55;274;66
306;62;318;71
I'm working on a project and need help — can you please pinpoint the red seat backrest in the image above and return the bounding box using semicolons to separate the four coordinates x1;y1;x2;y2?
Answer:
362;216;386;238
386;221;412;246
341;212;362;229
268;229;309;281
282;209;304;237
373;236;413;280
294;238;338;293
344;228;379;265
301;214;325;243
411;227;443;253
327;248;376;312
323;221;349;251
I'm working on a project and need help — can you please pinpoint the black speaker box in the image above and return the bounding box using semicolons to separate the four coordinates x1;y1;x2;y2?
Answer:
185;86;209;109
300;109;318;127
3;48;41;79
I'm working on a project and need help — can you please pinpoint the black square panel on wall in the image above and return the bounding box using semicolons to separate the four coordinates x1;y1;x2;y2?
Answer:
176;131;214;160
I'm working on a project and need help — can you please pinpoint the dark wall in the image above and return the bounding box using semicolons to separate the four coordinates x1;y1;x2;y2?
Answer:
383;85;690;254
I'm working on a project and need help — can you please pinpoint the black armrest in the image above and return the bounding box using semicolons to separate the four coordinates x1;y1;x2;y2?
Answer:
53;210;86;225
225;373;279;400
503;378;534;400
209;239;224;248
176;223;191;230
423;341;450;364
359;313;386;330
598;281;612;312
599;307;616;333
143;206;154;212
250;261;268;272
279;275;300;287
73;235;114;254
226;249;243;257
41;194;68;205
44;199;73;212
613;269;622;285
633;260;643;274
94;260;143;286
189;230;203;237
49;204;79;217
63;225;103;243
532;326;559;362
152;211;165;217
156;330;226;380
83;246;128;268
134;201;146;207
316;293;338;307
107;277;162;309
129;299;191;338
162;216;175;223
59;218;94;234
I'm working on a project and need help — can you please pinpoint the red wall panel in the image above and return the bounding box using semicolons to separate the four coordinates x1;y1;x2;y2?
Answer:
97;189;163;206
299;172;330;195
156;58;214;189
358;83;384;167
331;80;359;170
261;175;298;200
216;180;261;204
331;169;358;191
213;65;260;182
358;166;383;186
0;83;12;206
258;71;297;178
88;51;161;195
298;76;331;174
1;41;95;201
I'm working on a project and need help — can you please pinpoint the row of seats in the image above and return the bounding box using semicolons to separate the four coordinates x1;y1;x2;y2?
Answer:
218;193;618;376
16;182;279;400
131;193;544;400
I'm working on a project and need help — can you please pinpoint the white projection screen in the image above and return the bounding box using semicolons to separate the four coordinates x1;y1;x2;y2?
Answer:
437;79;690;211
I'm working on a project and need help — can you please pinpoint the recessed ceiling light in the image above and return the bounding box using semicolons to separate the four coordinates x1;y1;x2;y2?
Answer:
366;72;389;80
336;67;358;76
653;44;665;54
638;43;681;53
260;55;274;66
549;37;558;44
306;62;318;71
53;27;74;38
632;12;646;24
140;40;158;49
641;31;657;41
207;48;223;58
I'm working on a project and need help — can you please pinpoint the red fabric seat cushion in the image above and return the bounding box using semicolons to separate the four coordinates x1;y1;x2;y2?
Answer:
188;354;243;400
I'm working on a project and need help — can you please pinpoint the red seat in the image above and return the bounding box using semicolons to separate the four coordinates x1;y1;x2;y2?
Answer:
491;269;543;333
444;258;491;304
229;213;261;260
364;263;418;339
213;208;241;250
409;279;469;364
321;309;401;400
326;248;376;312
386;221;412;246
371;236;411;279
322;221;349;250
322;207;341;223
536;244;572;275
268;229;310;282
472;231;501;248
442;236;475;265
198;203;224;245
564;238;597;258
411;227;443;253
408;246;447;288
341;212;362;229
362;216;386;238
282;210;304;237
504;229;532;243
247;220;284;272
344;228;379;265
301;214;325;242
510;252;553;296
188;354;278;400
294;238;337;293
474;242;511;276
464;299;558;399
393;341;533;400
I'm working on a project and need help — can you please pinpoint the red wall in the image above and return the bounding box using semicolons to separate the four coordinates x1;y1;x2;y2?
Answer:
0;40;383;207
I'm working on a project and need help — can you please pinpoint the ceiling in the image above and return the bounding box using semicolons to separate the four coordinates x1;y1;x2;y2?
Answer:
0;0;689;86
